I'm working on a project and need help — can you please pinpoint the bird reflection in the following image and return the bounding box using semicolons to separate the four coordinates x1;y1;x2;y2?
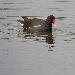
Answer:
46;34;55;50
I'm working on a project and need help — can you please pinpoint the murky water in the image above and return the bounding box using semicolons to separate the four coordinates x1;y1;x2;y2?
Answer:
0;0;75;75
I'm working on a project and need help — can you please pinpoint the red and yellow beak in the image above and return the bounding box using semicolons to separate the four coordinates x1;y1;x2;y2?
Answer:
52;19;58;27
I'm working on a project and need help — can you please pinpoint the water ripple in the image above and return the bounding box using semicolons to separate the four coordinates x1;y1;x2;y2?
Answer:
2;2;24;4
6;16;19;17
56;9;64;11
0;8;19;10
2;1;34;5
49;8;60;9
0;18;6;19
68;32;75;35
23;8;32;9
3;3;15;4
0;7;32;11
55;1;70;2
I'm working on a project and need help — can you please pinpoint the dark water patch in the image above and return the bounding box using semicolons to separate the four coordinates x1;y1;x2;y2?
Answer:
0;8;20;10
0;30;2;32
6;33;10;34
17;35;21;37
24;34;35;37
2;1;34;5
21;40;27;42
0;8;11;10
17;3;25;4
55;1;70;2
1;38;9;40
64;39;72;41
24;1;34;3
68;32;75;35
33;38;39;41
72;15;75;16
48;50;53;51
71;38;75;39
41;38;46;40
3;3;15;4
56;9;64;11
49;8;60;9
8;29;14;30
0;17;6;19
24;8;32;9
23;37;28;39
7;23;12;25
6;16;19;17
2;2;25;5
39;40;45;42
69;24;74;25
68;32;73;34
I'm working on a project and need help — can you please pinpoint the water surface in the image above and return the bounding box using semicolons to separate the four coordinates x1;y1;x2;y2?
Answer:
0;0;75;75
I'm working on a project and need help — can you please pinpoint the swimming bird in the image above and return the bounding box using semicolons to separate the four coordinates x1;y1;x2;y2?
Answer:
17;15;56;34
